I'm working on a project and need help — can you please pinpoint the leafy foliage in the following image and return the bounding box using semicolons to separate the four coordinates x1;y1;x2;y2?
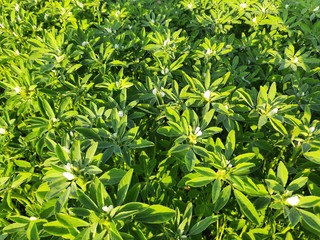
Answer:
1;0;320;239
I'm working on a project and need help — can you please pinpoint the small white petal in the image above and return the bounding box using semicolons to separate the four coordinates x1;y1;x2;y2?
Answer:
102;205;114;213
206;48;212;55
14;87;21;94
114;44;119;49
29;216;37;221
163;39;170;47
269;108;278;115
81;41;89;47
309;127;315;133
252;17;257;23
313;6;319;12
159;91;165;97
118;110;124;118
152;88;158;95
285;4;289;9
63;172;75;181
195;127;202;137
286;196;300;206
64;163;72;172
240;3;247;9
15;4;20;11
293;57;299;63
203;90;211;100
187;3;193;9
0;128;6;135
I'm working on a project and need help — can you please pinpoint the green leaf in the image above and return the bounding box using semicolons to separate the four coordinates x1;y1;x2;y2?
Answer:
288;207;300;227
304;150;320;164
225;130;235;160
265;179;285;193
277;161;288;186
186;176;215;187
212;179;222;204
258;115;268;129
27;222;39;240
117;169;133;205
269;117;288;135
214;185;231;212
185;149;196;172
3;223;27;233
234;189;260;225
85;142;98;164
134;205;175;224
286;177;308;191
43;221;70;236
12;172;32;189
56;213;89;227
55;144;70;164
268;82;277;101
100;168;126;185
76;190;100;213
55;187;70;213
189;216;219;235
70;140;81;162
299;209;320;235
128;139;154;149
298;196;320;208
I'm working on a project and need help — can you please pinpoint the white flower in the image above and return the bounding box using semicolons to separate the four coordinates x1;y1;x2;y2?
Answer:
114;44;119;49
293;57;299;63
285;4;289;9
206;48;212;55
187;3;193;9
15;50;20;55
115;81;120;87
195;127;202;137
309;126;315;133
203;90;211;100
240;3;247;9
15;4;20;11
0;128;6;135
115;10;120;16
52;117;58;122
252;17;257;23
0;23;4;28
63;172;75;181
163;39;170;47
161;67;169;75
106;27;112;33
313;6;319;12
118;110;124;118
269;108;278;115
102;205;114;213
64;163;72;172
77;2;83;8
159;91;165;97
63;147;70;155
261;7;266;13
81;41;89;47
226;160;233;168
152;88;158;95
225;105;229;110
285;196;300;206
29;216;37;221
14;86;21;94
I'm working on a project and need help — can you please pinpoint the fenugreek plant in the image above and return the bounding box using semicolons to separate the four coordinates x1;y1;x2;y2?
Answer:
1;0;320;239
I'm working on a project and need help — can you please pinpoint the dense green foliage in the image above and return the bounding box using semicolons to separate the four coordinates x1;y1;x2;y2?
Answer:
1;0;320;239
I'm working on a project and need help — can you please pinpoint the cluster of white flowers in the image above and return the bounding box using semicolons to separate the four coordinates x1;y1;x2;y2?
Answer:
118;110;124;118
14;86;21;94
240;3;247;9
152;88;165;97
206;48;212;55
195;126;202;137
285;195;300;206
63;171;75;181
203;90;211;101
161;67;169;75
81;41;89;47
102;205;114;214
0;128;6;135
163;39;170;47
